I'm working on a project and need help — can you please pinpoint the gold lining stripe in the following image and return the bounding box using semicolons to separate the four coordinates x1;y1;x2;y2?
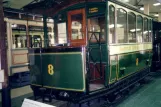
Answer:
114;50;151;81
43;86;85;92
31;84;85;92
117;67;149;80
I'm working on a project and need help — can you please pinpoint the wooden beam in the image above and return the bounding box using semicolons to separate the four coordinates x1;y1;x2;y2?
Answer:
0;0;11;106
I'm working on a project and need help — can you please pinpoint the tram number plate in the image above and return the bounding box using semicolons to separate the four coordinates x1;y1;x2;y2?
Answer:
22;99;56;107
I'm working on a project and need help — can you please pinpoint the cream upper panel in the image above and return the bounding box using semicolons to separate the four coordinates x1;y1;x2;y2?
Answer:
4;18;54;28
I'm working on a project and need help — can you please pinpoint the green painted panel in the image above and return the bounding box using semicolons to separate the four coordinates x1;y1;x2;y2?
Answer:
109;56;117;84
41;53;85;91
118;51;150;79
109;50;151;83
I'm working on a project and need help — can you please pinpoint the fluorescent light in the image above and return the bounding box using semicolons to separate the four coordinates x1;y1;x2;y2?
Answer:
109;24;114;28
154;14;159;17
140;7;144;11
130;29;141;32
109;24;123;28
11;24;17;28
153;3;161;6
144;31;148;34
117;24;123;28
119;0;129;2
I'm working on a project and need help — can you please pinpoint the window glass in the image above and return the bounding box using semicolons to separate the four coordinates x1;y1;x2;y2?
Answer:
137;15;143;43
71;14;84;40
148;19;152;42
128;12;136;43
117;8;127;43
109;5;115;44
57;23;67;44
29;26;43;48
12;24;27;48
88;16;106;43
143;18;149;42
48;27;54;46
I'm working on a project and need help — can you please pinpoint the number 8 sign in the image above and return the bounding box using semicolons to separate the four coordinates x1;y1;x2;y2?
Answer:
48;64;54;75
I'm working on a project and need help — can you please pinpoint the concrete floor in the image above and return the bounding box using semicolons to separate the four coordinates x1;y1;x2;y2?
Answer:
1;71;161;107
114;71;161;107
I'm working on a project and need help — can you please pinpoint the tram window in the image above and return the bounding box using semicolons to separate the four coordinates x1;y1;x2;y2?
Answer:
29;26;44;48
128;12;136;43
12;24;27;48
88;16;106;43
109;5;115;44
137;15;143;43
148;19;152;42
71;14;84;40
117;8;127;43
57;22;67;44
143;18;149;42
48;27;55;46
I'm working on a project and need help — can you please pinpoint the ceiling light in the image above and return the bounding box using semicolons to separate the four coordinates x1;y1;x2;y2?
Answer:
118;0;129;2
154;14;159;17
11;24;17;28
153;3;161;6
109;24;123;28
130;29;141;32
122;0;129;2
140;7;144;10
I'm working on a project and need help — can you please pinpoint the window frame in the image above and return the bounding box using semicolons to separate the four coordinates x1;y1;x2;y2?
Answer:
116;7;128;44
109;4;116;44
137;15;143;43
128;12;137;43
11;24;27;49
108;2;153;45
143;17;149;43
67;9;86;46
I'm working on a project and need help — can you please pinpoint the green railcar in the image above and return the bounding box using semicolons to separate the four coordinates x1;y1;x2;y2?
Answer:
29;0;153;103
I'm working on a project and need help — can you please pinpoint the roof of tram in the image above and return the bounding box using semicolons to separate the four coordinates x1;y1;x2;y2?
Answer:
3;0;161;18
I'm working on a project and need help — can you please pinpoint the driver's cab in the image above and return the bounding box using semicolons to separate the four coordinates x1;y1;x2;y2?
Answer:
54;9;86;47
52;3;107;92
54;6;106;47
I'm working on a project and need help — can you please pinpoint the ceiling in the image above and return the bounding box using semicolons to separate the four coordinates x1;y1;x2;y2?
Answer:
3;0;34;9
120;0;161;15
3;0;161;17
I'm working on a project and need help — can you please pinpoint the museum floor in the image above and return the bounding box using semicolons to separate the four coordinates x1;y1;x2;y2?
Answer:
1;71;161;107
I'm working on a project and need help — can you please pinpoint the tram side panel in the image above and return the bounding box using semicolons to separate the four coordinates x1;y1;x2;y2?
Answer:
109;44;152;84
29;47;86;92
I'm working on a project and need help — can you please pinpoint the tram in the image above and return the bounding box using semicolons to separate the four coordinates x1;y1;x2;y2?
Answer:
4;8;54;87
29;0;153;103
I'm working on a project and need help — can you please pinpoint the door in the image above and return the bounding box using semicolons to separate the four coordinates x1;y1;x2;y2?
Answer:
68;9;86;46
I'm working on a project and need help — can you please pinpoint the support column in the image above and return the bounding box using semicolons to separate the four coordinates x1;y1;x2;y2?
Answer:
159;13;161;22
0;0;11;107
43;15;48;48
144;4;149;15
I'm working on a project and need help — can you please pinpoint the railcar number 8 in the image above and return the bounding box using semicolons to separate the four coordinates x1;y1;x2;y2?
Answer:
48;64;54;75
